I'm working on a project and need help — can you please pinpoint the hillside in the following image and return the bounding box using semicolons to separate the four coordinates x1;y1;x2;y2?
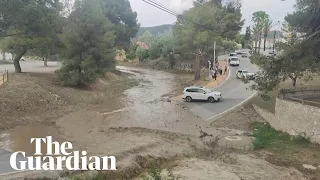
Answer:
137;24;173;37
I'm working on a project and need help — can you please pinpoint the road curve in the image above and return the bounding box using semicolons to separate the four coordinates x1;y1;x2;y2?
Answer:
185;51;260;123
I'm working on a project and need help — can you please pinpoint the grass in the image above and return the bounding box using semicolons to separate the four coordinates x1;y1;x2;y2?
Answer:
252;122;320;178
251;122;310;150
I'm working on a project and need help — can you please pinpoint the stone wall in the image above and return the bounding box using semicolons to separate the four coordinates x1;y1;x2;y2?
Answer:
253;98;320;143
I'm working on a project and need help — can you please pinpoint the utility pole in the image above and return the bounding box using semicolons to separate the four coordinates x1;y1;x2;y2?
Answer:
272;31;276;52
195;44;200;80
194;28;201;80
213;41;216;69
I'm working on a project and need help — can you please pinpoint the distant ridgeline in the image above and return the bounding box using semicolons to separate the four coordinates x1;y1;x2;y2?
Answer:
137;24;173;37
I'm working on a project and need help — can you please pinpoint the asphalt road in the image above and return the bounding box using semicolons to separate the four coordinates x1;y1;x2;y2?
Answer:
0;53;259;175
185;51;260;122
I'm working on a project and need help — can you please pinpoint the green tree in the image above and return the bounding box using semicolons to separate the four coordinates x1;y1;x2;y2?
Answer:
126;42;138;60
136;46;149;61
56;0;116;86
0;0;64;72
254;0;320;91
263;19;272;51
252;11;269;54
173;0;244;80
139;31;154;46
101;0;139;49
244;26;251;41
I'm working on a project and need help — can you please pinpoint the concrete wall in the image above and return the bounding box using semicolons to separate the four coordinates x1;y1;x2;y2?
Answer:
253;98;320;143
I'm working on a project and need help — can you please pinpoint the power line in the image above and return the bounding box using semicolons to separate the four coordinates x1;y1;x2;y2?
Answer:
141;0;215;32
141;0;178;17
144;0;179;16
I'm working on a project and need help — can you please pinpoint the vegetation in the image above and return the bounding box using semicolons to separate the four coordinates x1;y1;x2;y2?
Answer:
142;168;177;180
126;0;243;80
253;0;320;94
0;0;138;86
137;24;174;37
252;122;310;150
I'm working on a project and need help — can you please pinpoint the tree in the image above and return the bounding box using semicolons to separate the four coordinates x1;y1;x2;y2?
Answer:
139;31;154;46
263;19;272;51
244;26;251;44
136;46;149;61
252;11;269;54
56;0;116;86
0;0;64;72
254;0;320;92
173;0;244;80
101;0;139;49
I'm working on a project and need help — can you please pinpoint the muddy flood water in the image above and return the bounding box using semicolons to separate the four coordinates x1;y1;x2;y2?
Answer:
0;66;212;156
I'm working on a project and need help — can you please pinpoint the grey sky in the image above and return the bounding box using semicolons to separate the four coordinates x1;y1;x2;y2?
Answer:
129;0;296;32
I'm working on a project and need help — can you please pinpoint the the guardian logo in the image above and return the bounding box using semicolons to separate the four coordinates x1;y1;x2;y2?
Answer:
10;136;116;171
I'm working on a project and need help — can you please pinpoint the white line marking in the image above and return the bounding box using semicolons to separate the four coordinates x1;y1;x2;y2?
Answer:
190;63;232;111
205;91;258;122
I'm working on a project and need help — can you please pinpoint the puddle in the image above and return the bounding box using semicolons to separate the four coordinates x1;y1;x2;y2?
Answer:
0;125;62;156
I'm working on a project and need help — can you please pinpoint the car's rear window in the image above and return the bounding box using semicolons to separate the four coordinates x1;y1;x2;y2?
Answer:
186;89;198;92
231;57;239;61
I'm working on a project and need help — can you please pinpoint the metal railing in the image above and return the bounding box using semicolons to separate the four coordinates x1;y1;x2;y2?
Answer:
0;70;8;86
279;87;320;107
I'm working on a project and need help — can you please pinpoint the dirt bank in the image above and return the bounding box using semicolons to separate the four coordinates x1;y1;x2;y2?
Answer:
0;66;317;180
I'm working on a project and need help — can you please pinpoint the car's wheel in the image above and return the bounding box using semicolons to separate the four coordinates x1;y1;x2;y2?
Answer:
185;96;192;102
208;97;215;103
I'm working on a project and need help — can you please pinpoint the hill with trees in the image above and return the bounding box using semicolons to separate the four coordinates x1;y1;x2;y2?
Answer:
137;24;173;37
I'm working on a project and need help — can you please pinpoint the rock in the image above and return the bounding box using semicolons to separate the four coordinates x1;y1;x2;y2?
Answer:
302;164;317;170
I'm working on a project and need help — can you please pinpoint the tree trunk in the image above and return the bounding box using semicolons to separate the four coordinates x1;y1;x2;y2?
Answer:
258;32;262;55
44;54;48;67
194;45;200;80
13;49;27;73
263;35;267;51
254;35;258;54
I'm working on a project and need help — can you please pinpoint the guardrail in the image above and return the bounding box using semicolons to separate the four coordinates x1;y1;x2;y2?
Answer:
0;70;8;86
279;87;320;107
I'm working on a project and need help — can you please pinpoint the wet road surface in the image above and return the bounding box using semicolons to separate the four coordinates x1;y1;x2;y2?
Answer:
185;52;260;122
0;55;259;175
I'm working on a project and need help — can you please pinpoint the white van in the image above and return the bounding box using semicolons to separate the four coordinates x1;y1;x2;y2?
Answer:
229;57;240;66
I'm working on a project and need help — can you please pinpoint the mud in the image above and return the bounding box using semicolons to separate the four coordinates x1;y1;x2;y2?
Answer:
0;66;312;180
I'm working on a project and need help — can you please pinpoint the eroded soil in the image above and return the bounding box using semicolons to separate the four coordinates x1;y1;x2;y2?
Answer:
0;66;317;180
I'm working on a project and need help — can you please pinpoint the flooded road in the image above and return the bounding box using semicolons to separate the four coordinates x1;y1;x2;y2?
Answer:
0;66;217;174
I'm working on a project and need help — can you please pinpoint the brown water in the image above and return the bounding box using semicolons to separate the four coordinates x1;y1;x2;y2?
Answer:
0;66;214;156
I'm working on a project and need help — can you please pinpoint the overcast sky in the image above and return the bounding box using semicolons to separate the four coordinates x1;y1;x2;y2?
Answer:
129;0;296;33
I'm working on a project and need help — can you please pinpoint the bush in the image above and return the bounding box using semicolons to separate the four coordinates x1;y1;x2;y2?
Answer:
249;55;266;67
142;168;177;180
252;122;310;150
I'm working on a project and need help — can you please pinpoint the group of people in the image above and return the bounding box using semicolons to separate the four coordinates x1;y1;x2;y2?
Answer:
210;64;227;80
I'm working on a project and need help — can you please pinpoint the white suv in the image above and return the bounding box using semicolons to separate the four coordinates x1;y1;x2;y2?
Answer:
229;57;240;66
182;86;222;103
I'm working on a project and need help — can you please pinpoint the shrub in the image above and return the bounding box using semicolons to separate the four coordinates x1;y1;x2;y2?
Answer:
252;122;310;150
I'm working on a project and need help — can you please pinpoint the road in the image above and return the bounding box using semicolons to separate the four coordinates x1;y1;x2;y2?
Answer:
0;53;259;175
185;51;260;122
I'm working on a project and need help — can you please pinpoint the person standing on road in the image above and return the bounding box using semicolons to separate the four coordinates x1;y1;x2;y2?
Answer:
211;69;215;80
224;66;227;75
219;65;223;75
213;69;217;80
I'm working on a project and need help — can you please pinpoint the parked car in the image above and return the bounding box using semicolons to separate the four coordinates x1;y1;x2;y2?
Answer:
236;69;255;80
236;51;242;55
241;53;248;58
229;57;240;66
182;86;222;103
228;53;238;63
